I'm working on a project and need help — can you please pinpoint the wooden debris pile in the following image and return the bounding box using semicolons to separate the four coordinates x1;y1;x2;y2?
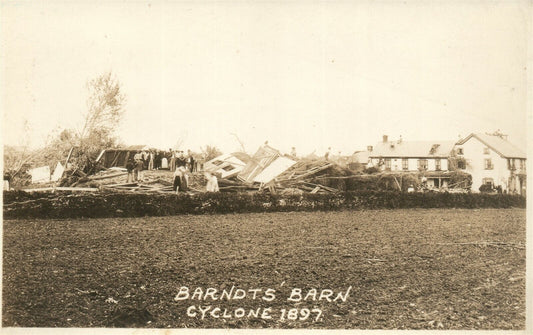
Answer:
263;159;354;194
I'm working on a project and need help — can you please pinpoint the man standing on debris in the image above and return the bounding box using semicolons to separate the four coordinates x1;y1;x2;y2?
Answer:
134;151;144;181
173;166;188;193
148;150;154;170
324;147;331;161
126;158;135;183
142;150;149;170
155;150;162;170
187;149;195;173
290;147;297;158
170;149;176;172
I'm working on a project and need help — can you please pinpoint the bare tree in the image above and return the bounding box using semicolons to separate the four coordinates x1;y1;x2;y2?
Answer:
201;145;223;162
79;72;125;140
74;72;126;172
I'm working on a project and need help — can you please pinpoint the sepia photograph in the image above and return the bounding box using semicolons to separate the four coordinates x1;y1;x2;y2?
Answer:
1;1;530;333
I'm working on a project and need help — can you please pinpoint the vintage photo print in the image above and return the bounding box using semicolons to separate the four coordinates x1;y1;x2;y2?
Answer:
1;1;530;334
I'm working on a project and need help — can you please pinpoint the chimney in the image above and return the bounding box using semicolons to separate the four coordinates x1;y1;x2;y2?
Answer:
398;135;403;144
382;135;388;143
367;145;373;152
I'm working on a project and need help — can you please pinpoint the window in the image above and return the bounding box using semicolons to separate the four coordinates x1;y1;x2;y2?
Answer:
507;159;516;170
384;158;391;170
222;165;235;171
402;158;409;170
457;148;464;155
211;160;224;166
418;159;428;170
482;178;494;187
484;158;493;170
483;147;490;155
435;159;441;171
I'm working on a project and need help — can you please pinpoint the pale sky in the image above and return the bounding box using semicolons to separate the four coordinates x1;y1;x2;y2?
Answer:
1;1;529;156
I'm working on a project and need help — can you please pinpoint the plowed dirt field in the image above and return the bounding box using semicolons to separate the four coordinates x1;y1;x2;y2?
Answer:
3;209;525;329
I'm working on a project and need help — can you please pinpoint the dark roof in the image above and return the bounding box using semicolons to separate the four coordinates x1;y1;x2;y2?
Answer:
457;133;525;159
104;145;146;152
369;140;455;158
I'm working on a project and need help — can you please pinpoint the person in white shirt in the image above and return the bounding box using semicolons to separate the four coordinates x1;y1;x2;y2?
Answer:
205;172;219;192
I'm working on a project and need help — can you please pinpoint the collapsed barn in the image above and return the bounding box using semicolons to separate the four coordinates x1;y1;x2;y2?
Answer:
13;144;472;195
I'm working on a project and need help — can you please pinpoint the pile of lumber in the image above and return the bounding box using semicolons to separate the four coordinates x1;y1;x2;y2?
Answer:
269;160;345;194
211;159;352;194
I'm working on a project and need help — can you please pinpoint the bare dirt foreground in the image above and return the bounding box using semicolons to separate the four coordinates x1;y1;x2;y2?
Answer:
2;209;525;329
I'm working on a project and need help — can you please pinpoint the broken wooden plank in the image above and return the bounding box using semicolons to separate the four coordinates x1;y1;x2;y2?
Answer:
22;187;99;192
88;171;127;180
276;163;333;182
54;187;99;192
102;182;139;188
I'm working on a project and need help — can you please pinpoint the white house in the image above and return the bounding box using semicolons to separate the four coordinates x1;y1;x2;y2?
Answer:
455;133;526;194
368;135;456;188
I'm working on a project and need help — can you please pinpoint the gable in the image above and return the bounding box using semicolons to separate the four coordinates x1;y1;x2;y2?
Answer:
458;133;525;159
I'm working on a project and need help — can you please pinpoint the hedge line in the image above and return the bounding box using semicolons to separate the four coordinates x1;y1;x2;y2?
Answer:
2;190;525;219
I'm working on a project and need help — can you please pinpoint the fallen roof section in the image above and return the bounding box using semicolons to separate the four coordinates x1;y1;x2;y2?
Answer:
237;145;281;183
204;153;247;179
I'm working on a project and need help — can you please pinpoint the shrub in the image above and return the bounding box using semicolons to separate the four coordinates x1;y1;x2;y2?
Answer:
3;190;525;219
479;184;494;193
363;166;380;174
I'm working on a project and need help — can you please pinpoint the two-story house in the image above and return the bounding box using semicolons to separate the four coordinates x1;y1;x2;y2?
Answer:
455;133;526;195
368;135;456;188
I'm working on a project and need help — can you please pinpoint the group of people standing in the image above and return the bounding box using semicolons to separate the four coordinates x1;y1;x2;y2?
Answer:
126;149;197;183
125;148;219;194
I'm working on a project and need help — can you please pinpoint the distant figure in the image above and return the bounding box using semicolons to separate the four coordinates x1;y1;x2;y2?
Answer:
173;167;183;193
175;166;188;192
126;158;135;183
170;150;176;172
142;150;149;170
205;172;219;192
325;147;331;161
187;150;195;173
290;147;297;158
148;150;154;170
161;156;168;169
133;151;143;181
154;150;162;170
421;176;428;190
176;151;187;168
